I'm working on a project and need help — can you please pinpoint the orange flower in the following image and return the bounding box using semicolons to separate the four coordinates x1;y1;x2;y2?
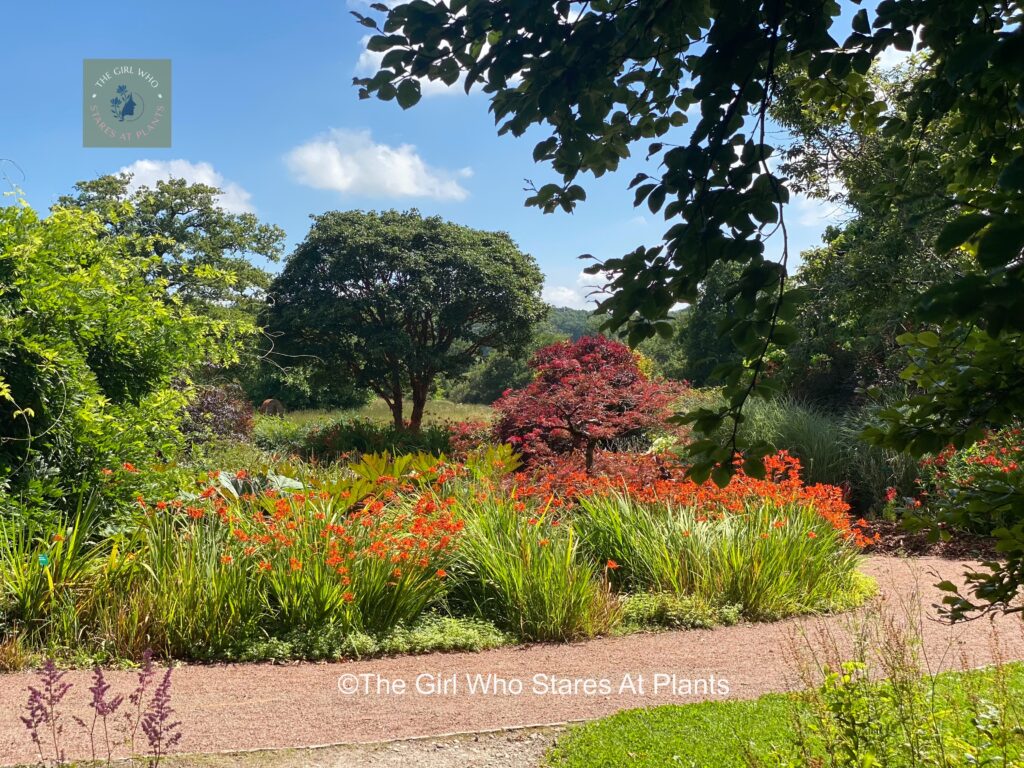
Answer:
220;554;233;565
538;538;550;547
342;591;355;603
807;531;818;539
289;557;303;571
257;560;273;572
606;559;620;570
51;533;65;543
436;569;447;579
101;468;113;476
122;462;138;473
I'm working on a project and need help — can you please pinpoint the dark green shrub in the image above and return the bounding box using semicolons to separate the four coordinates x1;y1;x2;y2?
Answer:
253;416;452;459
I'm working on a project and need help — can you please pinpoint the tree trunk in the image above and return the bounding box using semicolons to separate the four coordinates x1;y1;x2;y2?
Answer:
409;381;429;433
390;389;404;430
585;439;597;473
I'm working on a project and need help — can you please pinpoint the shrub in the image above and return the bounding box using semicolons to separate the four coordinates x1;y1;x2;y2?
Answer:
912;425;1023;534
494;336;682;471
0;203;245;518
252;415;309;454
574;493;868;620
900;425;1024;618
180;384;254;447
301;419;452;459
620;592;739;630
139;512;265;658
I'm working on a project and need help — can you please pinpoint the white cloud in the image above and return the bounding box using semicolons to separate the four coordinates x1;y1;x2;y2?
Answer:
791;191;848;228
119;159;255;214
542;270;608;309
285;128;472;200
542;284;589;309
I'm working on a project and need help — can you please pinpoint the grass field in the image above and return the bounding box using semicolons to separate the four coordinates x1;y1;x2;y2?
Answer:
281;398;494;426
546;663;1024;767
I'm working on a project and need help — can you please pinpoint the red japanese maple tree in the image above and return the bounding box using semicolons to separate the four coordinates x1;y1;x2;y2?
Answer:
493;336;681;471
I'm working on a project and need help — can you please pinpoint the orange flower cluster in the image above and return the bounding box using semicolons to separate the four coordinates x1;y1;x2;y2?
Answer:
514;451;878;547
150;463;467;608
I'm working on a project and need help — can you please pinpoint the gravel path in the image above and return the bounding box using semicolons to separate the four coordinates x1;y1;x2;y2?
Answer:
2;556;1023;767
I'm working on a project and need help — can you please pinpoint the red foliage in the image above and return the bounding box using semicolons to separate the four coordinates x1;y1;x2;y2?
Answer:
493;336;682;470
447;420;492;458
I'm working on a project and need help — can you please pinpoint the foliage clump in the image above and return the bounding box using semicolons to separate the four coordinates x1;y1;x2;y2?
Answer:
494;336;681;471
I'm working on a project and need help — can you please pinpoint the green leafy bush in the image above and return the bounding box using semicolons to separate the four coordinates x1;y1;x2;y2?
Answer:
619;592;740;630
0;202;247;520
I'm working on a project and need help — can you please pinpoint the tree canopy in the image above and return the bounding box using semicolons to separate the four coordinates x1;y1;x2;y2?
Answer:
267;209;547;430
56;173;285;320
494;336;679;470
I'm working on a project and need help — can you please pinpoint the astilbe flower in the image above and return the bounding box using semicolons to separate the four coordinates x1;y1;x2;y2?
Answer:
20;658;72;767
140;667;182;767
124;649;156;757
87;665;123;765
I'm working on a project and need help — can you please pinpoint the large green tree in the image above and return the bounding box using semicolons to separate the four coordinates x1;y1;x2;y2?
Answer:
267;210;547;430
57;173;293;405
353;0;1024;613
56;173;285;320
772;64;974;406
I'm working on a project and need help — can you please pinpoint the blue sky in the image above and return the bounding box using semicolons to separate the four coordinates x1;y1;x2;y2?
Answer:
2;1;863;308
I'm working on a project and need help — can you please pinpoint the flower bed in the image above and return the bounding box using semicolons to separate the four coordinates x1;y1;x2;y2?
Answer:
1;448;875;664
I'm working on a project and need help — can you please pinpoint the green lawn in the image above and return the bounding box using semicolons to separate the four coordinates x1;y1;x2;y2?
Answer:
546;664;1024;767
282;398;493;426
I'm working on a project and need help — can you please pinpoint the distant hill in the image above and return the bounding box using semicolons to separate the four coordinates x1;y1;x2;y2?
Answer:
541;304;688;341
541;305;605;340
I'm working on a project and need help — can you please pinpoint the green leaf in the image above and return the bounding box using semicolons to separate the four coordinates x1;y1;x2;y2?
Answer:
997;156;1024;190
976;218;1024;268
851;9;870;34
396;79;422;109
935;213;990;253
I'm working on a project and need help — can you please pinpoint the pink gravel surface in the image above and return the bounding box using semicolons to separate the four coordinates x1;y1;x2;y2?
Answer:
2;556;1023;766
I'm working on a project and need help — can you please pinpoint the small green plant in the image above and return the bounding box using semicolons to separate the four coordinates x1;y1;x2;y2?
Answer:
452;498;619;641
620;592;738;630
0;492;107;641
